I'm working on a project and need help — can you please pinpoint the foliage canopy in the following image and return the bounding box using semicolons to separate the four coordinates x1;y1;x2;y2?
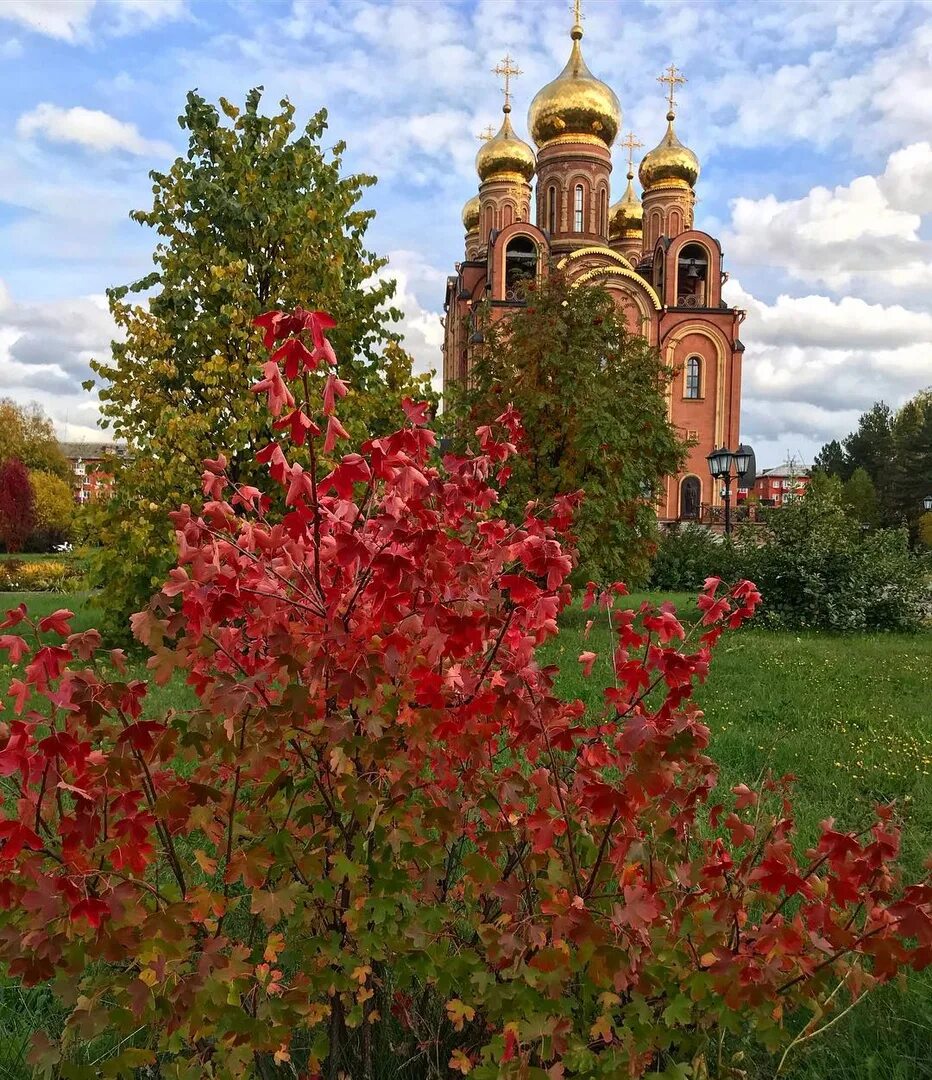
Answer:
87;88;434;629
445;274;685;585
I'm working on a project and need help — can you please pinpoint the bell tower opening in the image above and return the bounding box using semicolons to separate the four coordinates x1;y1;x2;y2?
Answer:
505;235;538;299
677;243;709;307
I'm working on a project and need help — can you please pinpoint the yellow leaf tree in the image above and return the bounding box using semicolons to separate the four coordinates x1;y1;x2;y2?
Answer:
87;89;436;630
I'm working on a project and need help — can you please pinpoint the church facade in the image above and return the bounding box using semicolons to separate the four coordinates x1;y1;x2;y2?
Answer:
441;13;745;524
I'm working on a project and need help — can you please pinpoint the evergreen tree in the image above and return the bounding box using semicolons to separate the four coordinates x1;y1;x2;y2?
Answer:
842;467;880;528
446;274;685;585
890;390;932;535
88;88;435;628
812;438;850;480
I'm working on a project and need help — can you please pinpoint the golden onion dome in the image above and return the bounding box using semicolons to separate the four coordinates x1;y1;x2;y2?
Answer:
462;194;480;232
609;171;643;237
527;23;621;149
639;111;700;189
475;109;536;182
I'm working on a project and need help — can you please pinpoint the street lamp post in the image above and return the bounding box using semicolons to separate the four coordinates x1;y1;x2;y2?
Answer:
923;494;932;513
707;446;752;537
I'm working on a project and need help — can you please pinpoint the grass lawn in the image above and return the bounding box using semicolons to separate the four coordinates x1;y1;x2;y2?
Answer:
0;589;930;1078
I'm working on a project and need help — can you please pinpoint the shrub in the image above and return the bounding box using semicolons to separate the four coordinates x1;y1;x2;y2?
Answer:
0;559;82;592
648;523;737;591
0;459;35;554
738;485;927;631
0;308;928;1079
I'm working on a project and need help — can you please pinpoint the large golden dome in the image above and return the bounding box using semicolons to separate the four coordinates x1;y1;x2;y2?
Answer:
609;171;643;237
527;24;621;149
462;194;480;232
475;109;536;182
639;111;700;189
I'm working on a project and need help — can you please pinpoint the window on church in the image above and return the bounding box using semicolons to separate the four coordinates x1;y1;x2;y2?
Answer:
677;243;709;307
599;188;607;235
547;186;556;233
685;356;702;399
504;235;538;301
574;184;584;232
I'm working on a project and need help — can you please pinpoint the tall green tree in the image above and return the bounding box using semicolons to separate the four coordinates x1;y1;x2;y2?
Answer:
446;274;685;584
890;390;932;534
841;466;880;528
0;399;69;479
811;438;850;481
88;88;435;628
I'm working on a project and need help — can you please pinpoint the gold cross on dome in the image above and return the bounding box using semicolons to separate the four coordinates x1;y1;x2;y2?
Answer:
620;131;644;171
493;53;522;109
658;63;687;112
477;124;495;142
570;0;584;26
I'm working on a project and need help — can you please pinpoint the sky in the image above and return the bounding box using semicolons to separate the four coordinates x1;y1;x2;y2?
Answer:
0;0;931;469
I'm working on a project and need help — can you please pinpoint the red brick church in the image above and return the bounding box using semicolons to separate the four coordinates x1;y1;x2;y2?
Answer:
442;8;745;523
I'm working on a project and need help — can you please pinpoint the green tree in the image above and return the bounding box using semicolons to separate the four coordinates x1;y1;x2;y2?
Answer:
804;469;844;505
29;470;74;548
890;390;932;535
0;399;69;479
88;88;434;629
812;438;850;480
446;274;685;584
841;466;880;528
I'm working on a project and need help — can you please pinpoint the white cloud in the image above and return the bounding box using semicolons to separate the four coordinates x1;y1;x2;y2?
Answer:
0;278;116;439
0;0;185;42
381;250;445;387
727;279;932;461
0;0;95;42
17;103;172;157
726;142;932;291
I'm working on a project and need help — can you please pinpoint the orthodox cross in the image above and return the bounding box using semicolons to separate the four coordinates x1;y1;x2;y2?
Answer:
620;131;644;172
477;125;495;142
658;63;686;112
570;0;584;26
493;54;522;110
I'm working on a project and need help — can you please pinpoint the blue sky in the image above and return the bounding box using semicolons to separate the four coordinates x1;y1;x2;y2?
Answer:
1;0;931;467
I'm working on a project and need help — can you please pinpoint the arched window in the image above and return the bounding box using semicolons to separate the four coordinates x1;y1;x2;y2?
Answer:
574;184;584;232
680;476;701;520
484;206;494;236
503;203;514;227
677;243;709;307
684;356;702;399
547;185;556;233
599;187;607;235
504;235;538;300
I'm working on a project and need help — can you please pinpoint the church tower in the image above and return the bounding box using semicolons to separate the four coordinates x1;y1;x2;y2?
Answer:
640;65;700;250
527;0;620;251
442;8;745;527
609;132;645;264
474;56;536;253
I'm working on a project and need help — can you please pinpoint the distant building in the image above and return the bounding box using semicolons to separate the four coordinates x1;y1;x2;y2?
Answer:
752;463;811;508
59;442;126;503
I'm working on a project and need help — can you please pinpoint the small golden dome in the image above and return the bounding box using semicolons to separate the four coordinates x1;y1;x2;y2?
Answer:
462;194;480;232
475;109;536;182
609;171;643;237
639;111;700;189
527;24;621;149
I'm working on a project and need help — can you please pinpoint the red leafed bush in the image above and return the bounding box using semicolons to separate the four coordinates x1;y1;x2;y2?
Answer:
0;309;929;1079
0;458;36;554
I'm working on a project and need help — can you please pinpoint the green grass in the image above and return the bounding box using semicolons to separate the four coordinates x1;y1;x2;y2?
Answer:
0;589;930;1078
